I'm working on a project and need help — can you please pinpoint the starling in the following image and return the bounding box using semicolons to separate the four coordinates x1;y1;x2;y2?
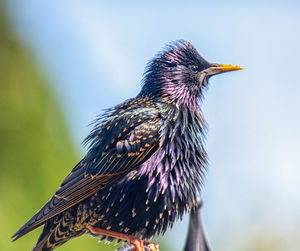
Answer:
12;40;242;251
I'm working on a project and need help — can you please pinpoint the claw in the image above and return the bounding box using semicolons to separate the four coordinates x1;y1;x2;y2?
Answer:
87;226;160;251
132;239;144;251
145;242;159;251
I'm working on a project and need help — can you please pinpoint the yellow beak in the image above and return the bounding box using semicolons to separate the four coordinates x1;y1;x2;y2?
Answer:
215;64;243;72
206;63;243;76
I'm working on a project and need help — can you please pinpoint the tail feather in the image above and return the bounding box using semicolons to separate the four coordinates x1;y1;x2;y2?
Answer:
12;196;64;241
32;234;53;251
12;221;45;242
32;211;83;251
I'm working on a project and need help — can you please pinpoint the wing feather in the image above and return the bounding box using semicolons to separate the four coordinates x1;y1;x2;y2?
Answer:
12;102;162;241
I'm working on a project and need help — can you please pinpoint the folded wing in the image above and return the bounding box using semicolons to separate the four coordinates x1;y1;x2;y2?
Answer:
12;102;163;240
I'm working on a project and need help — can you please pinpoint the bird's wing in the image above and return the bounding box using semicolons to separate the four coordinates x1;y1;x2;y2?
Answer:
12;103;163;240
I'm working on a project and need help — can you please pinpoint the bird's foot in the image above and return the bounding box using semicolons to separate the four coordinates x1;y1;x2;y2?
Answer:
88;226;159;251
144;242;159;251
129;237;144;251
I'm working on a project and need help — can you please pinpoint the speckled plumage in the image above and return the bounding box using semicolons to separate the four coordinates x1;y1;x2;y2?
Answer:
12;40;242;250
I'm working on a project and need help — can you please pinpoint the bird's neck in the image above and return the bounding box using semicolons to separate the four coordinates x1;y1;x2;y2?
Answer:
158;100;206;132
161;95;200;110
140;77;203;109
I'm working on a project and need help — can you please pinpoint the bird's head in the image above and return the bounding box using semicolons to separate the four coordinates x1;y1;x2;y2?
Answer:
141;40;242;108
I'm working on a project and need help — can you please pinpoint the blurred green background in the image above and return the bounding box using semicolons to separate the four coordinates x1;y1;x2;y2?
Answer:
0;3;123;251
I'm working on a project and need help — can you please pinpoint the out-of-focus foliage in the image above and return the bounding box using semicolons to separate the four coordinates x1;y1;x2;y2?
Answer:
0;4;119;251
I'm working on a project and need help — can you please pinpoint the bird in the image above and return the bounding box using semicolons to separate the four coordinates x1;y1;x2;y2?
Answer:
12;40;242;251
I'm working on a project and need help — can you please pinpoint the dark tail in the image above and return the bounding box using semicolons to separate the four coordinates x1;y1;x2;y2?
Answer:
12;196;65;241
32;211;83;251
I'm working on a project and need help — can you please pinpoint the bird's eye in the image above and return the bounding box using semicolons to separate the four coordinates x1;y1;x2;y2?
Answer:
191;65;198;71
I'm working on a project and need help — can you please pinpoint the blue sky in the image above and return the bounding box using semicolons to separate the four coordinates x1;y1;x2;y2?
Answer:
7;1;300;250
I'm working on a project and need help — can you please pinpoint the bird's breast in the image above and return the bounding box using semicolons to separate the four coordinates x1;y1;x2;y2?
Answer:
87;109;207;239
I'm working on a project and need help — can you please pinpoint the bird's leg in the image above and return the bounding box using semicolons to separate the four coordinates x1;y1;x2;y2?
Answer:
87;226;154;251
